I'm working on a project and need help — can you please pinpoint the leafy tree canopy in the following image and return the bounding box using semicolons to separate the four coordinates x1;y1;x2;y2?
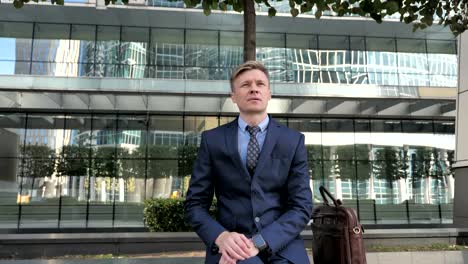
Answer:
13;0;468;35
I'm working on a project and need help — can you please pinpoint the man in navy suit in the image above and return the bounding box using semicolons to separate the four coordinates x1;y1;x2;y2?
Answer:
185;61;313;264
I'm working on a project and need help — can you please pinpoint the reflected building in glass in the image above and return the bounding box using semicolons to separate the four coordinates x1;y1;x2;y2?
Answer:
0;1;459;230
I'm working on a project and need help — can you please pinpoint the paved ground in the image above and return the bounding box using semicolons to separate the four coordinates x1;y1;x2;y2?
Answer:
2;252;468;264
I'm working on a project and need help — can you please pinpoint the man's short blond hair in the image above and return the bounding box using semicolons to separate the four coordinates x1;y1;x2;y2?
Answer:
230;61;270;91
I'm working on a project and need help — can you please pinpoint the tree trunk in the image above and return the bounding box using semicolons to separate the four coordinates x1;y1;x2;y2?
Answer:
243;0;256;62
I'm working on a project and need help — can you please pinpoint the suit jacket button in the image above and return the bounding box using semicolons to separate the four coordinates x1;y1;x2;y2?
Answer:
254;217;260;223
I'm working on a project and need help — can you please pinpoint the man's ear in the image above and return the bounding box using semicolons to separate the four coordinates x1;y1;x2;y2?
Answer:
230;93;237;104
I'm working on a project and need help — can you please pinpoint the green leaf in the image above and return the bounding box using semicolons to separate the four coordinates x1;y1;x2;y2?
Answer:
268;7;277;16
184;0;193;7
13;0;24;8
315;9;322;19
436;7;443;18
337;6;346;16
385;0;399;15
289;0;294;8
291;7;299;16
203;8;211;15
421;16;433;26
56;0;64;5
219;1;227;11
300;3;312;13
370;12;382;23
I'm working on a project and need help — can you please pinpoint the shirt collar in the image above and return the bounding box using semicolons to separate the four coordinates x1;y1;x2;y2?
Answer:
238;115;269;132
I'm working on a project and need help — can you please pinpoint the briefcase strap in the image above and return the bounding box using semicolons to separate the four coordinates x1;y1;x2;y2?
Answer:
319;185;343;207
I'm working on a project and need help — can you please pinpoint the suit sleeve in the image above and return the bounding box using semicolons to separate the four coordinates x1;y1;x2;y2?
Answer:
260;134;313;253
184;131;226;250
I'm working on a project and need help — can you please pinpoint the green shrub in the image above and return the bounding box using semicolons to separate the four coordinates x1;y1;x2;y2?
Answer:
143;198;217;232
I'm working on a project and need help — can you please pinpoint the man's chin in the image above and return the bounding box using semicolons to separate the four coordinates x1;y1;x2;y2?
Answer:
240;108;268;115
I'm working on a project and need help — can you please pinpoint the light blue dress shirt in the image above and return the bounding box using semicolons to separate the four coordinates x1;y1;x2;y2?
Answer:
237;116;269;168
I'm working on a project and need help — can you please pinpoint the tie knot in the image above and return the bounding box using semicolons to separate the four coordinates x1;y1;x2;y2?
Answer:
246;126;260;136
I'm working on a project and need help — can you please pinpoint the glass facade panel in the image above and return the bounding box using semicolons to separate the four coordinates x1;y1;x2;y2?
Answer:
286;34;319;83
257;33;286;82
95;26;120;77
148;116;184;198
114;158;145;227
366;38;401;85
427;40;457;87
87;115;117;227
397;39;428;86
349;37;368;84
17;114;65;228
0;114;456;229
58;115;92;228
185;30;218;80
0;22;459;87
31;23;71;76
220;31;243;69
150;28;184;67
318;36;350;78
0;22;33;76
120;27;149;78
0;113;26;229
69;24;96;77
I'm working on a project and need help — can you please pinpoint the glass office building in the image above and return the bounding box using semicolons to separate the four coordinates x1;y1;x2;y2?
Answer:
0;1;458;230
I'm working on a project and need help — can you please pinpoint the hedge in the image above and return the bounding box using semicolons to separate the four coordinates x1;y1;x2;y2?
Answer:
143;198;217;232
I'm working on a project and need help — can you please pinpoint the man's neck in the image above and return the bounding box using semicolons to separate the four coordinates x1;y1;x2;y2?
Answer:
239;112;268;126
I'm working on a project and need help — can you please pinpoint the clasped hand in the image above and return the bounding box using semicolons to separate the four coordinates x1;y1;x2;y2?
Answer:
215;231;259;264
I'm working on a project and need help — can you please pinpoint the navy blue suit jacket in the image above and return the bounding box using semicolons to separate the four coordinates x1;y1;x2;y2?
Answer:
185;118;313;264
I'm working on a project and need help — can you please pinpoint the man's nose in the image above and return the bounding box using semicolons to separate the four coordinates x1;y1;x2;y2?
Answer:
249;86;260;93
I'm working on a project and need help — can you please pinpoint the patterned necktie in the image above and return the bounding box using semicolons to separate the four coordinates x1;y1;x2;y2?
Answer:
246;126;261;175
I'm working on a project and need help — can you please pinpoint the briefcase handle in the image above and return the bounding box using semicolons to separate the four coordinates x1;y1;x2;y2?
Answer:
319;185;342;207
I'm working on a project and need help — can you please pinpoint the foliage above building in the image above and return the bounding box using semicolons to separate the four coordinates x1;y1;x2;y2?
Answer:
11;0;468;35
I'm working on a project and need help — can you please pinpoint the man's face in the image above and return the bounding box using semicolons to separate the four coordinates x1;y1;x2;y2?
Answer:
231;69;271;115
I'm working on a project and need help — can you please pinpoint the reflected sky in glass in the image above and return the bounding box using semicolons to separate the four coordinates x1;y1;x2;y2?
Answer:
0;38;15;74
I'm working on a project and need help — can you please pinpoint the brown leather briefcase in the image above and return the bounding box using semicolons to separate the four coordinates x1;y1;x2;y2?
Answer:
311;186;367;264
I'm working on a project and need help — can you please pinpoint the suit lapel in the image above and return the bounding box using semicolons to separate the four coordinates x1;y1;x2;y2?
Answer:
225;118;251;181
253;118;280;179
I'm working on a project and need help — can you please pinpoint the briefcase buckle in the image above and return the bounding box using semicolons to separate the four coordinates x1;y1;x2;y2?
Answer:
353;227;361;234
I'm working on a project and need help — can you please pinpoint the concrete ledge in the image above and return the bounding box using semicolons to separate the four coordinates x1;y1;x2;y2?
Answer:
1;252;468;264
1;229;468;259
366;251;468;264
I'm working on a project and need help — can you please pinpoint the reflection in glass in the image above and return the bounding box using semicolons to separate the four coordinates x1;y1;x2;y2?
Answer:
185;30;219;80
95;26;120;77
0;22;460;86
120;27;149;78
427;40;457;87
150;28;184;67
286;34;318;83
257;33;286;82
366;38;398;86
220;31;243;68
0;114;457;229
69;25;96;77
32;24;72;77
18;156;59;228
0;22;33;76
